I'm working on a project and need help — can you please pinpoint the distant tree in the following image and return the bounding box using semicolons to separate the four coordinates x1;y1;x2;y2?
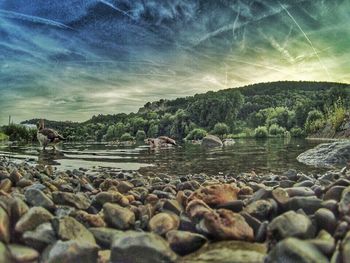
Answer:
120;133;133;141
135;130;146;141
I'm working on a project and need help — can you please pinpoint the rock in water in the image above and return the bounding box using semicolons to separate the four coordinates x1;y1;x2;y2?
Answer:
297;141;350;167
181;240;267;263
103;203;135;230
201;135;223;148
110;231;178;263
266;238;329;263
41;240;98;263
267;211;315;240
187;184;239;207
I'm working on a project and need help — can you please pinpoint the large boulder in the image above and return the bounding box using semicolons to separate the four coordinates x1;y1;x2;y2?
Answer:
110;231;178;263
297;141;350;167
201;135;223;148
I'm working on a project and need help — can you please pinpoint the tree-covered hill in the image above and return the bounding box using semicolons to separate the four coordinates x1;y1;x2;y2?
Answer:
15;81;350;142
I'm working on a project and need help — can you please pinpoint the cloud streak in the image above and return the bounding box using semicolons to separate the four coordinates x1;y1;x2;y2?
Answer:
0;0;349;124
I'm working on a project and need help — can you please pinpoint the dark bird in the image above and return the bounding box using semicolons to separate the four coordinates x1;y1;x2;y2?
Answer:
36;119;65;150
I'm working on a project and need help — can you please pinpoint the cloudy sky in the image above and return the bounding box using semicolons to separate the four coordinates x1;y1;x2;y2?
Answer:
0;0;349;124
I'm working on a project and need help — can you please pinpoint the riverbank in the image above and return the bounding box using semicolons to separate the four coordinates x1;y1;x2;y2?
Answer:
0;156;349;262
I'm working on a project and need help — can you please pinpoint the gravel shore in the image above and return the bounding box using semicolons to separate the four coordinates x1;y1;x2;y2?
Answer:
0;156;349;262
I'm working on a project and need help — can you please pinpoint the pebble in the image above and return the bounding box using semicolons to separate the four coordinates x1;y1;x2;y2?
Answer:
15;207;54;233
110;231;178;263
148;212;180;236
103;203;135;230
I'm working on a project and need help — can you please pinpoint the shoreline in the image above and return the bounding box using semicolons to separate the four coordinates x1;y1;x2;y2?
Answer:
0;156;349;262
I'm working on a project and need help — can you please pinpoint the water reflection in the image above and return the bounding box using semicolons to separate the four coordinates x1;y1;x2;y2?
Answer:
0;138;330;175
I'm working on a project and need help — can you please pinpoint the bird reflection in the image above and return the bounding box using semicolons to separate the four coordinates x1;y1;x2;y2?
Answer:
37;149;65;166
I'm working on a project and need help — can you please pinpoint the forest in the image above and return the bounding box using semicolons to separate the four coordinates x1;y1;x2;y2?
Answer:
2;81;350;142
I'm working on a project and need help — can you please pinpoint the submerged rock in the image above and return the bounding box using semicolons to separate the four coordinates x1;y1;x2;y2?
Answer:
297;141;350;167
110;231;178;263
201;135;223;148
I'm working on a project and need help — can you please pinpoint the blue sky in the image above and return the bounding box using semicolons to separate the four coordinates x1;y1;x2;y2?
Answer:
0;0;349;124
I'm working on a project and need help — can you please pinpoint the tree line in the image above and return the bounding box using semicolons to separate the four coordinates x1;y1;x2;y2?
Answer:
2;81;349;142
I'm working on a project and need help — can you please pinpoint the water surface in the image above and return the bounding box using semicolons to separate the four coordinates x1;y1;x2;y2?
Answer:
0;138;330;176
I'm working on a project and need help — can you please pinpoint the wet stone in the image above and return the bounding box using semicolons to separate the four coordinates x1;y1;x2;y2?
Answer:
15;207;54;233
52;191;91;210
41;240;99;263
22;222;56;251
25;188;55;210
0;207;10;243
181;240;267;263
266;238;329;263
324;186;346;201
267;211;315;240
103;203;135;230
52;216;96;245
148;212;180;236
8;244;39;263
110;231;178;263
89;227;124;248
244;199;274;221
314;208;337;234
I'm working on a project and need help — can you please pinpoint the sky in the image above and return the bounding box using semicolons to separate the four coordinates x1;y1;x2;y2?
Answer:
0;0;349;124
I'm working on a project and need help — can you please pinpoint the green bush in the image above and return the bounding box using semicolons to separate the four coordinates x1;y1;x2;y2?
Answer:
212;123;229;137
290;127;306;137
254;126;268;138
2;124;36;142
268;124;286;136
135;130;146;141
329;102;347;131
186;128;207;140
120;133;134;141
305;110;324;133
0;132;8;141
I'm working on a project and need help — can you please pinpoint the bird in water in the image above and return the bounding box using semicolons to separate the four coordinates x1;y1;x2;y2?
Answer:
36;119;65;150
